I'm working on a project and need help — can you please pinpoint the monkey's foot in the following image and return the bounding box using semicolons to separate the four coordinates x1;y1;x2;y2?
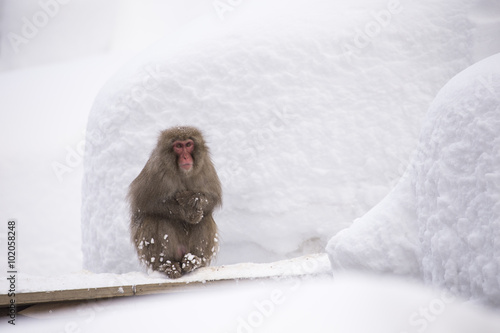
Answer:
159;261;183;279
181;253;202;273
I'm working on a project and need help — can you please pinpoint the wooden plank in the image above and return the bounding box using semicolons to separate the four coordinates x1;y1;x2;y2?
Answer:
0;286;133;307
0;277;251;307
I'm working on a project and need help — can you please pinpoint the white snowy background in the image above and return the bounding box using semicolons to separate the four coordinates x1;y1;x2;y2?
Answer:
1;0;500;331
82;0;500;272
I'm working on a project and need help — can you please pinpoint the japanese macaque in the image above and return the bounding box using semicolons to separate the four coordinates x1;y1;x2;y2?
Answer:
128;126;222;278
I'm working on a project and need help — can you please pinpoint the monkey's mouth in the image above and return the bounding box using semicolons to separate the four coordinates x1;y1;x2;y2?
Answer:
180;163;193;171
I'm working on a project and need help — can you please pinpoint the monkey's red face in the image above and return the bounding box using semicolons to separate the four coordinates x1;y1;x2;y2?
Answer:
173;140;194;172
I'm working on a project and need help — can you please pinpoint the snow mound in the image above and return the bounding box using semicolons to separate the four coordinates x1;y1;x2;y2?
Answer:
327;53;500;306
82;0;477;273
13;273;500;333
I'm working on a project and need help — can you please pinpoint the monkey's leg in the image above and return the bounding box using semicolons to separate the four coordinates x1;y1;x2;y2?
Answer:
133;216;189;278
157;218;200;278
132;216;165;271
185;215;218;269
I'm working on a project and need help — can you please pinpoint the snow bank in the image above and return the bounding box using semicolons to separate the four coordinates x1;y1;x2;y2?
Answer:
327;53;500;306
11;273;500;333
82;0;479;273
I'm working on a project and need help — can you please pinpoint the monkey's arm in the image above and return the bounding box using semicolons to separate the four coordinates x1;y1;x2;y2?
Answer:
175;190;220;215
135;196;203;224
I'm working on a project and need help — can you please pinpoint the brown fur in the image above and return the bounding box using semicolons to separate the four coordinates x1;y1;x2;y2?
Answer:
128;126;222;278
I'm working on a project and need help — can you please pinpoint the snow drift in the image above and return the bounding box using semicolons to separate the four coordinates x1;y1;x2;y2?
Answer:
327;52;500;306
82;0;481;273
11;273;500;333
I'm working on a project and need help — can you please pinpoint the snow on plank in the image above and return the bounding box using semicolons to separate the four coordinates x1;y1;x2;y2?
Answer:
0;253;331;307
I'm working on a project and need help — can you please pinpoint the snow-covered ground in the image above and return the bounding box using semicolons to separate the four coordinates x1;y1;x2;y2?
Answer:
6;272;500;333
1;0;500;331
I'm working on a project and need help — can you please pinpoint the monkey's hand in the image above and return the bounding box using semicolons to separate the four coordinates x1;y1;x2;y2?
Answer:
184;208;204;224
175;191;209;211
176;191;205;224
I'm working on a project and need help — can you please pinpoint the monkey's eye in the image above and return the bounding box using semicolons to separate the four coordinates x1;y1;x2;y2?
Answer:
186;142;192;148
175;143;183;149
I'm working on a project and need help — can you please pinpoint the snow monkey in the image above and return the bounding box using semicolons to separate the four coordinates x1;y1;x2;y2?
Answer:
128;126;222;278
